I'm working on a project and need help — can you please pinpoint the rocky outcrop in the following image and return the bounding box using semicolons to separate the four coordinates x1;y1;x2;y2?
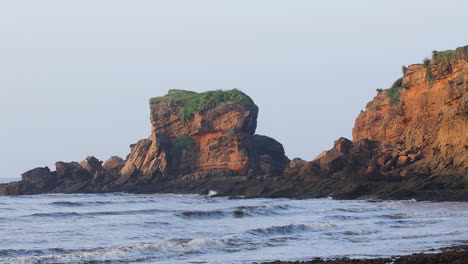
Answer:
120;90;260;180
0;89;290;195
0;155;128;195
1;47;467;201
352;46;468;177
119;89;289;186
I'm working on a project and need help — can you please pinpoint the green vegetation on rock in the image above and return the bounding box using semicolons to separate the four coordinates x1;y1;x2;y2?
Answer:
150;89;198;103
433;50;455;62
379;77;403;106
402;65;408;75
426;69;436;86
422;46;468;66
423;58;431;67
385;85;402;106
151;89;253;125
392;77;403;88
239;147;249;158
180;89;252;124
169;135;195;153
373;46;468;110
422;57;436;87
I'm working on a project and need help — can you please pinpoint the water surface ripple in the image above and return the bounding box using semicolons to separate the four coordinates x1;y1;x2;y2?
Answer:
0;189;467;264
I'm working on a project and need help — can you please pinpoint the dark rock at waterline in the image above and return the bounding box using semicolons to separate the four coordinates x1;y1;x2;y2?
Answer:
257;244;468;264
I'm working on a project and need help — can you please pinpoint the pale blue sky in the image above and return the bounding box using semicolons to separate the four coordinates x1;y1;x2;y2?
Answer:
1;0;467;178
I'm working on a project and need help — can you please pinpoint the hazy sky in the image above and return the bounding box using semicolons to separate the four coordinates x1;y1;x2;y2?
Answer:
1;0;467;179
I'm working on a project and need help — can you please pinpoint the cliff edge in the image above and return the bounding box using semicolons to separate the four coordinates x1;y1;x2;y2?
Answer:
353;47;468;177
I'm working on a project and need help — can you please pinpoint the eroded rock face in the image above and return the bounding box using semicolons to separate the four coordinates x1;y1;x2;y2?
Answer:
353;47;468;176
121;90;281;180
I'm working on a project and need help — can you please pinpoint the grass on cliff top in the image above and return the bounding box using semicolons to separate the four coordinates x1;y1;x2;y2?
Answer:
181;89;253;124
423;45;468;65
375;45;468;108
150;89;198;103
150;89;253;125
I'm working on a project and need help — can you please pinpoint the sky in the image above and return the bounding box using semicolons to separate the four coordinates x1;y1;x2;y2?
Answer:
1;0;467;179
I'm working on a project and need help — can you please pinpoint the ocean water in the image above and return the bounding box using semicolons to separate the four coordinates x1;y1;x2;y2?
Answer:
0;178;467;264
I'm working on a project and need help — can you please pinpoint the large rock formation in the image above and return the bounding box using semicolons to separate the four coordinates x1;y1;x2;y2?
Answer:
118;89;289;189
1;46;467;200
353;46;468;177
121;89;259;179
0;89;290;195
272;45;468;200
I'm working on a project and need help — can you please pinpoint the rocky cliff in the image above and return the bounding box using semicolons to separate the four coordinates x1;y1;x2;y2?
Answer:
270;45;468;200
353;47;468;177
1;46;467;200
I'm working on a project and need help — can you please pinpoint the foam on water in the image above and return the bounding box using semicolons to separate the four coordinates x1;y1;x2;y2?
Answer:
0;192;467;264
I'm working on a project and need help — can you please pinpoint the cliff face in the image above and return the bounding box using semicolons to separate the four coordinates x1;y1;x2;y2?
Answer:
353;46;468;176
120;89;287;183
121;91;259;179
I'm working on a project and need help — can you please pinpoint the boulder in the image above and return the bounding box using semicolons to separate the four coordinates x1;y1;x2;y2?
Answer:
253;134;290;176
283;158;307;177
21;167;55;190
103;156;125;170
55;161;92;181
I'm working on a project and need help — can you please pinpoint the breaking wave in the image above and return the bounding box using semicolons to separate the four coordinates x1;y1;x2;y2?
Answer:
246;222;337;237
0;238;249;264
178;204;292;219
50;201;83;207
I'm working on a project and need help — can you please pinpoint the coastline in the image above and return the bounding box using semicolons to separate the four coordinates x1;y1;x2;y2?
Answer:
257;244;468;264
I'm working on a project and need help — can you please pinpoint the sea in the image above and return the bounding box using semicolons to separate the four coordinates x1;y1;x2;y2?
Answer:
0;177;467;264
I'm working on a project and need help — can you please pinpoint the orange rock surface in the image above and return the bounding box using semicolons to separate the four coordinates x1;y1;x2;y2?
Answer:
121;90;259;178
353;47;468;175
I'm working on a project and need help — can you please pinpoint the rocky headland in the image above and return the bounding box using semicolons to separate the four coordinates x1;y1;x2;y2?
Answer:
1;46;467;200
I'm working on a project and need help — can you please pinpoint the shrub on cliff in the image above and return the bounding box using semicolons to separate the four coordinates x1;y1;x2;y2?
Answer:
423;57;431;67
385;86;401;106
392;77;403;88
384;77;403;106
402;65;408;75
421;57;436;87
